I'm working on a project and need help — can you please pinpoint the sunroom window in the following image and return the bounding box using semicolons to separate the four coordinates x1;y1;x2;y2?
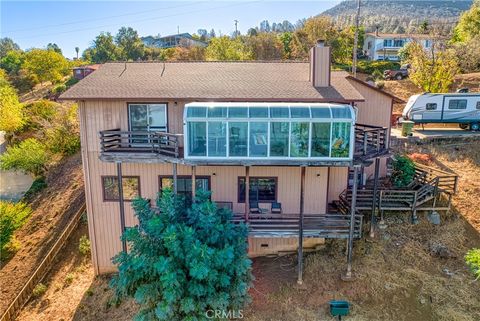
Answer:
184;103;356;160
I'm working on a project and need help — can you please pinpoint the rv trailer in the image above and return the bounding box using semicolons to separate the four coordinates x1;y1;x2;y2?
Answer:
402;93;480;130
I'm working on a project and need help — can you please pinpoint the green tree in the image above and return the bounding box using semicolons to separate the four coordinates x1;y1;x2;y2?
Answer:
84;32;118;63
23;49;69;84
115;27;145;61
46;43;62;54
245;33;283;60
0;50;25;75
75;47;80;59
111;189;252;321
0;201;32;255
278;32;293;59
0;138;49;176
452;0;480;42
45;104;80;156
0;37;20;58
0;70;24;134
205;36;252;61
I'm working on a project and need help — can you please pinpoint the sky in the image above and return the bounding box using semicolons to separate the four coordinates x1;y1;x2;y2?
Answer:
0;0;340;58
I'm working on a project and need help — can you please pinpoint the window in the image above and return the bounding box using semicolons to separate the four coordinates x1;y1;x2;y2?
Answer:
208;122;226;157
102;176;140;201
128;104;167;132
393;39;404;47
159;176;210;206
270;122;289;156
476;101;480;110
238;177;277;203
249;122;268;157
448;100;467;110
290;122;309;157
383;39;393;47
188;122;206;156
331;123;351;157
311;123;331;157
426;103;437;110
229;122;248;156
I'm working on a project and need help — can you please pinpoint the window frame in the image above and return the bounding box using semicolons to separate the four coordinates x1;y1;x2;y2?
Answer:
448;99;468;110
158;175;211;194
127;102;169;132
101;176;141;202
237;176;278;203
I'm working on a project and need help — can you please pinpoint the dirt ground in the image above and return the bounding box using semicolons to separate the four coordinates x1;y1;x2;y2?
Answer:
0;153;85;314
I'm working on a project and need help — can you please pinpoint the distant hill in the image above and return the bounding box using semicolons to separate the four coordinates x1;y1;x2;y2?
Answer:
320;0;473;34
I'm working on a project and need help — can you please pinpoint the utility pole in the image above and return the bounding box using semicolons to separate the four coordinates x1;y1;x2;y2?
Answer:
352;0;361;77
177;25;180;34
234;20;239;38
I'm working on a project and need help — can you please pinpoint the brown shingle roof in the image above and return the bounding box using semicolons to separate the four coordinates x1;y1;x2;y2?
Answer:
60;62;365;103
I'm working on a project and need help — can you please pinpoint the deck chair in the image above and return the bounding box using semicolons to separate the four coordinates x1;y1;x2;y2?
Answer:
271;202;282;214
249;201;261;214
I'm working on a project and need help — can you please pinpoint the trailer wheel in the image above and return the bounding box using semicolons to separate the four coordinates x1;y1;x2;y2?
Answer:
471;123;480;131
459;123;469;130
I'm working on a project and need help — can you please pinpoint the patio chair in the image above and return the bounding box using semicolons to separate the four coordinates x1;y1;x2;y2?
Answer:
271;202;282;214
249;201;261;214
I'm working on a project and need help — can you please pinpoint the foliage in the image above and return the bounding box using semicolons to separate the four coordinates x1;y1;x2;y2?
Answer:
0;50;24;75
465;248;480;280
0;201;32;254
45;104;80;156
357;60;399;74
115;27;145;61
65;273;75;285
244;33;283;60
452;0;480;43
53;84;67;95
65;76;79;88
170;46;206;61
205;36;253;61
83;32;118;63
111;189;252;321
401;41;459;93
23;176;47;200
23;49;69;84
0;73;24;133
452;36;480;72
391;155;416;188
32;283;47;297
0;37;20;58
278;32;293;59
25;99;58;122
79;235;91;256
46;43;62;54
0;138;49;176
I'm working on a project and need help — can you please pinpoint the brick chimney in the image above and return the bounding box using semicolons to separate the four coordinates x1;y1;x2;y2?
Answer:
309;39;331;87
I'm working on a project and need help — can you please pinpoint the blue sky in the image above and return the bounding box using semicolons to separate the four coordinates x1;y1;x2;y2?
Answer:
0;1;340;58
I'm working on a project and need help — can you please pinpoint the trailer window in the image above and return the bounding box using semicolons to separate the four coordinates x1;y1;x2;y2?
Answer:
476;101;480;110
448;100;467;110
426;103;437;110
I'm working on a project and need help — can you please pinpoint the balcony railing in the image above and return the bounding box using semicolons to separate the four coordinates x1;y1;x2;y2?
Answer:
99;129;183;158
354;124;389;159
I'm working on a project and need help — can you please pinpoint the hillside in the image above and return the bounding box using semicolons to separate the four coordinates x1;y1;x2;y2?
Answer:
321;0;472;34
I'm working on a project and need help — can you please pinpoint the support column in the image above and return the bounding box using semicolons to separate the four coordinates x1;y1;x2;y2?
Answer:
116;162;127;253
191;165;196;201
369;157;380;238
297;166;306;285
244;166;250;221
343;165;360;281
172;163;178;195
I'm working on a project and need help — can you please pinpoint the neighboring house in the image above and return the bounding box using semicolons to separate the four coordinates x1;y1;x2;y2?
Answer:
72;64;100;80
363;32;434;61
141;33;207;49
60;42;403;278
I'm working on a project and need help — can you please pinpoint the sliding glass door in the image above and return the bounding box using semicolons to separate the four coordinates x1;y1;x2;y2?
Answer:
128;103;167;146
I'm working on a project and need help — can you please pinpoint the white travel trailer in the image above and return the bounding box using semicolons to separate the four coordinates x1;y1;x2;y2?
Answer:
402;93;480;130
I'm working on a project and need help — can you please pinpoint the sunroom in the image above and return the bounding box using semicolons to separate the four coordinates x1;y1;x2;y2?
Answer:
184;102;356;164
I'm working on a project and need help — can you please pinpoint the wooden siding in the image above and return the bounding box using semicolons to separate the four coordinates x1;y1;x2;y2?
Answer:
327;167;348;203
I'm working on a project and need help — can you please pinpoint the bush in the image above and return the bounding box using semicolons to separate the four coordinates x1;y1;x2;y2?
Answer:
65;273;75;285
391;155;416;188
65;76;79;88
0;138;48;176
111;189;252;321
357;60;400;75
25;99;58;122
79;235;91;256
23;176;47;200
465;248;480;280
32;283;47;297
0;201;32;254
45;104;80;156
53;84;67;95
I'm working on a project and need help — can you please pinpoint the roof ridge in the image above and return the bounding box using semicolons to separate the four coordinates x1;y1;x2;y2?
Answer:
103;60;310;64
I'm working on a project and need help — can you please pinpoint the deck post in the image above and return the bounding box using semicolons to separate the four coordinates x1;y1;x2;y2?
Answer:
370;157;380;238
245;166;250;222
191;165;196;201
343;165;360;281
173;163;178;195
116;162;127;253
297;166;306;285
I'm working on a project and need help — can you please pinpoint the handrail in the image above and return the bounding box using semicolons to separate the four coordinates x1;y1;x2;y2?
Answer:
354;124;388;158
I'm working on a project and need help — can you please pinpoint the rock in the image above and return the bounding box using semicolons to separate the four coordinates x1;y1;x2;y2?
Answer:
429;242;455;259
443;268;455;277
419;297;426;305
427;211;441;225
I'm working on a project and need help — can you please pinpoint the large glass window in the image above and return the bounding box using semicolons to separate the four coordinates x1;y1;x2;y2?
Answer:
228;107;248;118
448;100;467;110
270;122;289;156
290;122;309;157
249;122;268;157
208;107;227;118
208;122;226;157
160;176;210;206
102;176;140;201
229;122;248;156
331;123;351;158
238;177;277;203
188;122;206;156
270;107;289;118
129;104;167;132
311;123;331;157
290;107;310;118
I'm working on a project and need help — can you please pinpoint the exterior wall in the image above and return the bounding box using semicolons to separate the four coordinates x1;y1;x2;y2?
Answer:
364;35;432;61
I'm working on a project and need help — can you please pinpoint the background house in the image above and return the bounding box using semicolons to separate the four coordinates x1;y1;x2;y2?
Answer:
141;33;207;49
72;64;100;80
363;32;434;61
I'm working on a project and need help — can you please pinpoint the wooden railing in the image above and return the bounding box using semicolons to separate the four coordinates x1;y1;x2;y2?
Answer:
99;129;183;158
354;124;389;159
232;213;363;239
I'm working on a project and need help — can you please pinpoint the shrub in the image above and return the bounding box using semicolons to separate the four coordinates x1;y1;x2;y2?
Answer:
0;138;48;176
0;201;32;253
45;104;80;156
53;84;67;95
465;248;480;280
65;273;75;285
23;176;47;200
32;283;47;297
111;189;252;321
65;76;79;88
25;99;58;122
391;155;416;188
357;60;400;74
375;80;385;89
79;235;91;256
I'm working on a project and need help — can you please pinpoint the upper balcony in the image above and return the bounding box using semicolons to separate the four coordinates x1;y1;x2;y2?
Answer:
98;102;389;166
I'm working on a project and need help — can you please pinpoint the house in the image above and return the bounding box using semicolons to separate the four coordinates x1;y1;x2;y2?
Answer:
72;64;100;80
60;42;404;281
141;33;207;49
363;32;434;61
